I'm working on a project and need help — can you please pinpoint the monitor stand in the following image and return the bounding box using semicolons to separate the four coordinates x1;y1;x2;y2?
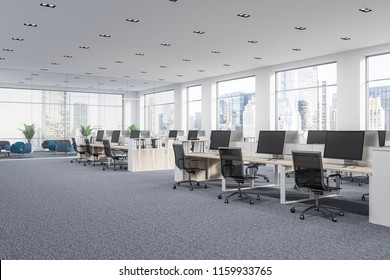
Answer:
343;159;359;167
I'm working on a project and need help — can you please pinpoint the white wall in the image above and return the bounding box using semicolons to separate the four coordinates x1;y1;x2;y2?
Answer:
135;42;390;135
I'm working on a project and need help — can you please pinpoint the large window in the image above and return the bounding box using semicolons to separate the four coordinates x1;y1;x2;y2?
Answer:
144;90;174;137
0;88;123;149
367;53;390;130
276;63;337;133
187;85;202;130
217;76;256;138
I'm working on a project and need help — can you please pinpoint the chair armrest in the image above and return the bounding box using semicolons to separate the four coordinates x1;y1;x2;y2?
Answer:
245;164;258;178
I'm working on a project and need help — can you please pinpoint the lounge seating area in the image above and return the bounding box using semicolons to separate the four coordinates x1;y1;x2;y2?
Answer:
41;140;73;153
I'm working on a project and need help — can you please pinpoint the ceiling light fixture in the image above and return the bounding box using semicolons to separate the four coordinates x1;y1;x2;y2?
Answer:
159;79;165;81
41;68;48;71
40;3;56;8
211;50;221;54
110;80;116;82
0;58;5;60
247;40;258;44
237;13;250;18
73;76;80;79
115;60;124;63
340;37;351;40
254;57;262;60
24;23;38;27
359;8;372;13
79;46;90;49
169;0;178;2
182;59;191;62
159;65;167;68
177;74;183;77
124;75;131;78
294;26;306;31
193;30;205;34
126;18;140;23
85;72;92;75
140;71;147;73
198;69;205;72
12;37;24;41
3;48;13;52
292;48;302;51
99;34;111;38
98;67;106;69
51;62;59;65
63;55;73;58
135;53;144;56
223;64;231;66
160;43;171;47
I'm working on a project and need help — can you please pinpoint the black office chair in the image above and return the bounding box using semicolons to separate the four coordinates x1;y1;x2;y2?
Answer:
217;147;260;204
70;137;88;164
102;140;127;171
172;143;207;191
290;151;344;222
84;138;102;166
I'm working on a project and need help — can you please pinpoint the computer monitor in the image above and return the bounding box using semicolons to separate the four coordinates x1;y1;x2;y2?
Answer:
168;130;178;138
187;130;198;140
111;130;120;144
307;130;328;144
130;130;141;138
323;131;365;165
209;130;231;151
140;130;150;138
256;130;286;159
96;130;104;142
378;130;386;147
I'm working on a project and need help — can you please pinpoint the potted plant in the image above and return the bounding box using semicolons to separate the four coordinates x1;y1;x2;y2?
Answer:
127;124;138;132
19;123;36;143
80;124;93;138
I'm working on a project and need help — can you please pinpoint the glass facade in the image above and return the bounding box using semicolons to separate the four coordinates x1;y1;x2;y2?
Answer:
367;53;390;130
276;63;337;134
187;85;202;130
0;88;122;149
144;90;175;137
217;76;256;138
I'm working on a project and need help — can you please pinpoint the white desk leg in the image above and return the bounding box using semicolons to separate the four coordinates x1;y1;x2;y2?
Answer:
278;165;286;204
222;178;226;191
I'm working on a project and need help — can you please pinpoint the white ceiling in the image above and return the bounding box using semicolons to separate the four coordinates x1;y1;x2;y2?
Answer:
1;0;390;92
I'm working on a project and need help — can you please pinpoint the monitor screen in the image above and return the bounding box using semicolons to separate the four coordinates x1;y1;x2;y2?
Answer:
364;131;379;147
187;130;198;140
111;130;120;143
256;131;286;155
323;131;365;161
209;130;231;150
140;130;150;138
378;130;386;147
96;130;104;142
130;130;140;138
307;130;328;144
168;130;178;138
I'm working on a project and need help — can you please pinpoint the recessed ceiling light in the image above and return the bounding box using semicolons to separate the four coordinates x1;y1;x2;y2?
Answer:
211;50;221;54
85;72;92;75
159;65;167;68
12;37;24;41
193;30;205;34
177;74;183;77
24;23;38;27
99;34;111;38
63;55;73;58
237;13;250;18
198;69;205;72
126;18;140;23
40;3;56;8
223;64;231;67
182;59;191;62
123;75;131;78
160;43;171;47
359;8;372;13
140;71;147;73
340;37;351;40
115;60;124;63
169;0;178;2
292;48;301;51
98;67;106;70
135;53;145;56
3;48;13;52
247;40;258;44
41;68;48;71
51;62;59;65
79;46;90;49
0;58;5;60
294;26;306;31
254;57;262;60
159;78;165;81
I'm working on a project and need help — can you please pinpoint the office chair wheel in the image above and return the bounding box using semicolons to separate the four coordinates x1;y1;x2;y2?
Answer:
266;178;269;182
238;194;242;197
358;182;362;186
332;217;337;222
102;167;105;171
84;163;86;166
173;185;177;189
257;195;260;200
361;196;366;201
249;200;254;205
290;207;296;213
218;195;222;199
224;199;229;204
70;160;73;163
339;211;344;216
189;187;193;191
299;214;305;220
204;185;207;189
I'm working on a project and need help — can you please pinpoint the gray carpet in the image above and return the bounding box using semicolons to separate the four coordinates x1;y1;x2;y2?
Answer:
0;157;389;260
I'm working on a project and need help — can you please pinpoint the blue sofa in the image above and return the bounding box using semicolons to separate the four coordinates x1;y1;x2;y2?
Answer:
10;142;32;155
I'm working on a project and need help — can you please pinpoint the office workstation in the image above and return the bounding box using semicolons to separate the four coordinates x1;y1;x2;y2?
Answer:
2;1;390;267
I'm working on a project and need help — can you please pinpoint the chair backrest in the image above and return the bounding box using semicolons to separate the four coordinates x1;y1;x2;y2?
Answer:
172;143;185;170
84;138;92;154
218;147;244;179
103;140;113;158
72;137;78;151
292;150;326;191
